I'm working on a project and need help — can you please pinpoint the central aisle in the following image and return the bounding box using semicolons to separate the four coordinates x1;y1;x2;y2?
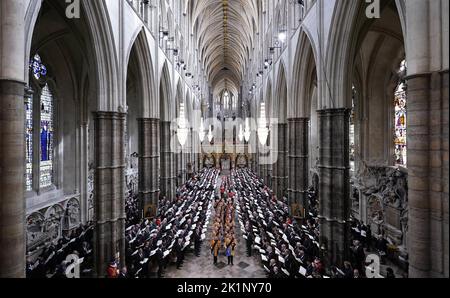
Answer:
164;174;266;278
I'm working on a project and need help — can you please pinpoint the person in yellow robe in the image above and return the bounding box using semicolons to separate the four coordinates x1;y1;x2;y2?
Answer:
224;235;236;266
210;236;221;265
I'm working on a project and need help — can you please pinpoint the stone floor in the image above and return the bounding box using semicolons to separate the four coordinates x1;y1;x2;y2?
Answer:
164;175;267;279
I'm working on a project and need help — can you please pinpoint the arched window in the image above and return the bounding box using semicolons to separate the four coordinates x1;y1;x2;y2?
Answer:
26;54;55;191
394;60;407;167
39;84;55;188
349;85;356;172
25;89;34;191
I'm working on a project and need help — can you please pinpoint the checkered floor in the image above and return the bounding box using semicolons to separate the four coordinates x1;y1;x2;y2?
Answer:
164;176;267;278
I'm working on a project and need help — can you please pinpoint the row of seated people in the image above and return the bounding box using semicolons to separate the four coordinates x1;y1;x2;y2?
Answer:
210;177;237;266
122;168;219;278
233;168;349;279
26;223;94;278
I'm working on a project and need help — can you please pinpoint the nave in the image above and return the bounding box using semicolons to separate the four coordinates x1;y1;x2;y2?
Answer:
0;0;447;279
164;175;266;278
120;167;405;279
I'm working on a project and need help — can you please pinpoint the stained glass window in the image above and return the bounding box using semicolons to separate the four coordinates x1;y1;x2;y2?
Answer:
394;60;407;167
27;54;55;191
29;54;47;80
349;86;356;172
25;92;33;191
40;84;54;188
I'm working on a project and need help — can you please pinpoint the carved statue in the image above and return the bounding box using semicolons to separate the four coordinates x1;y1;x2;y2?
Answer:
45;217;61;241
130;152;139;169
66;199;80;227
27;213;45;247
355;153;369;183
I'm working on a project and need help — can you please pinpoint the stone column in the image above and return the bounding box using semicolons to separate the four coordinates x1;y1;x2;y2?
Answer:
0;0;26;278
288;118;309;212
317;109;351;268
0;81;26;278
403;0;449;278
138;118;159;216
160;121;176;200
186;128;193;179
271;123;288;199
175;148;182;187
266;140;273;189
258;152;267;182
94;112;127;277
407;70;449;278
252;151;258;173
192;128;202;173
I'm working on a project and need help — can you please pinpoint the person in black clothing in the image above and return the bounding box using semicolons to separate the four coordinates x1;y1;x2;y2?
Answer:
175;238;184;269
246;232;254;257
376;235;388;254
155;247;164;278
343;261;354;279
194;226;202;257
351;240;366;274
386;267;396;279
118;267;129;278
267;246;276;263
33;256;47;278
54;261;68;279
366;226;373;250
284;249;297;277
271;266;284;278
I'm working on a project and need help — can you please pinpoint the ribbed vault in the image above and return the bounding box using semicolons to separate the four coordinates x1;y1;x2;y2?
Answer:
190;0;259;94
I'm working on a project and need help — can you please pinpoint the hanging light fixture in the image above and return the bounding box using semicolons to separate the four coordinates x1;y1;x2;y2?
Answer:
238;124;244;142
177;103;189;146
244;118;251;142
278;30;287;43
208;125;214;143
199;117;206;143
258;103;269;146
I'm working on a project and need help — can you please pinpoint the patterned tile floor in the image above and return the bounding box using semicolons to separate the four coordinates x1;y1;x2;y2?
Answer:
164;175;267;279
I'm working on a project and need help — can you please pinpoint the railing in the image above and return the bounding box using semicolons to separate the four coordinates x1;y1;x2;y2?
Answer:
126;0;155;35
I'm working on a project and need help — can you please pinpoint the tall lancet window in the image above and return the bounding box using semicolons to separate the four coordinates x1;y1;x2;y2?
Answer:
349;85;356;172
394;60;407;167
40;84;54;188
25;91;34;191
27;54;55;191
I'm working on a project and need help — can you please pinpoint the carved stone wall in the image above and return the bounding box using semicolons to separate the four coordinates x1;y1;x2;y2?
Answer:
351;166;408;249
26;196;81;251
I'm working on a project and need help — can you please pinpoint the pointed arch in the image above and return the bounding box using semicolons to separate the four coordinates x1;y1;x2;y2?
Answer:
82;0;120;111
275;61;288;123
264;79;272;120
291;30;317;118
159;62;172;121
126;28;156;118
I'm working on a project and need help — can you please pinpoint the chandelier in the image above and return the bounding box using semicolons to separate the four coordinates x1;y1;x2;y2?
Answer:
257;103;269;146
177;103;189;147
208;125;214;143
199;117;206;143
238;124;244;142
244;118;251;142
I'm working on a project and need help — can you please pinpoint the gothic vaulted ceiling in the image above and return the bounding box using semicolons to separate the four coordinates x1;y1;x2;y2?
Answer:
190;0;259;93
